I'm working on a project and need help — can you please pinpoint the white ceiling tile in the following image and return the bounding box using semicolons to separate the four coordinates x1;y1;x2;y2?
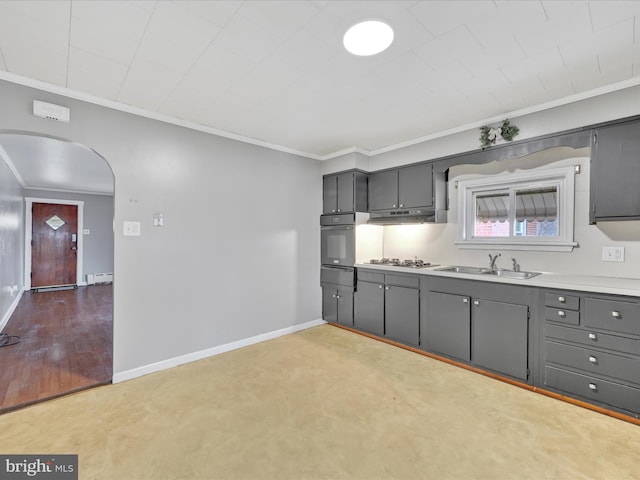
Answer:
145;2;221;53
274;29;339;73
195;45;257;80
248;57;306;88
589;1;640;31
541;1;586;19
457;70;511;98
70;19;140;65
177;0;243;27
237;1;321;40
71;0;152;37
515;4;592;57
409;0;495;37
466;1;548;47
117;58;184;109
559;19;634;65
0;38;67;85
460;37;525;77
157;87;212;121
416;62;475;92
413;27;483;70
523;83;575;106
177;66;235;97
128;1;158;14
375;52;433;86
135;33;204;73
572;64;633;92
67;47;129;99
500;48;565;83
538;57;600;90
598;43;640;73
0;3;69;55
214;14;284;63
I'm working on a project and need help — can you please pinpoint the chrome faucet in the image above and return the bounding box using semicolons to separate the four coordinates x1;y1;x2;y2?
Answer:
488;253;501;271
511;257;520;272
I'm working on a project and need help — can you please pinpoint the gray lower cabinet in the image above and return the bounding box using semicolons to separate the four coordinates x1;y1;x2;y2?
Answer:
385;284;419;346
322;285;353;326
420;276;534;383
472;298;529;380
353;269;419;345
354;279;385;336
541;289;640;416
422;291;471;361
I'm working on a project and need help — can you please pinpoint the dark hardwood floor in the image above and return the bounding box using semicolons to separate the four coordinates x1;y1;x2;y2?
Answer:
0;284;112;413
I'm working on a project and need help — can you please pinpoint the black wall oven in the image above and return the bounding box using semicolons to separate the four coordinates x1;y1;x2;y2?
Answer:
320;214;355;266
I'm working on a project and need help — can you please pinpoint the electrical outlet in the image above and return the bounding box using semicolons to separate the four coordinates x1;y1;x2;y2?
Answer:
602;246;625;262
123;221;141;236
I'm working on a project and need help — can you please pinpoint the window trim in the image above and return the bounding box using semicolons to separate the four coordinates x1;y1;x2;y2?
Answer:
455;166;578;252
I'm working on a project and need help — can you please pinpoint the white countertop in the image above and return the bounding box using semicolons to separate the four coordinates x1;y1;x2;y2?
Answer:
355;263;640;297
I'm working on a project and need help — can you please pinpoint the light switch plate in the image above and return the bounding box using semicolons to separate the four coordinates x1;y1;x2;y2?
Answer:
83;229;90;235
602;246;625;262
123;221;141;236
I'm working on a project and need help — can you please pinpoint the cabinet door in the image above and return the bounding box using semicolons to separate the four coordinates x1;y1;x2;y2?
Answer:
336;287;354;326
336;172;355;213
592;121;640;221
354;281;384;336
322;287;338;323
398;163;433;208
322;175;338;214
385;285;419;346
472;299;529;380
368;170;398;211
422;291;471;361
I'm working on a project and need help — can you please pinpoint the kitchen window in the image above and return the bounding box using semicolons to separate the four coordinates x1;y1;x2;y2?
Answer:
456;166;577;251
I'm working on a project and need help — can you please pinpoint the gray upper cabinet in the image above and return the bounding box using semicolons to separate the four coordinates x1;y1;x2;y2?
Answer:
368;163;433;211
323;170;368;214
590;119;640;222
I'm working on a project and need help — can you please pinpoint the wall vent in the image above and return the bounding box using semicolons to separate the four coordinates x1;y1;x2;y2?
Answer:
33;100;70;122
87;273;113;285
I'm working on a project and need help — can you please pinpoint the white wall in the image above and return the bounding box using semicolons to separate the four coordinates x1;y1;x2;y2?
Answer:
0;149;24;330
0;79;322;378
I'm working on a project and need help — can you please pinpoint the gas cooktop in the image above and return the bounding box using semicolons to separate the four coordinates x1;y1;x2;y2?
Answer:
366;258;438;269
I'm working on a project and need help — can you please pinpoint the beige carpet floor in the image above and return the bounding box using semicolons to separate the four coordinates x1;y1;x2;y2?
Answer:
1;324;639;480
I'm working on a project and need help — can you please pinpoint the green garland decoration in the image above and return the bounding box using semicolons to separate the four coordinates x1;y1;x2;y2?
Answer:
479;119;520;148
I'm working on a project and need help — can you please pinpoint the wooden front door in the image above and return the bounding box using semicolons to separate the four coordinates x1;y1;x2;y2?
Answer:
31;203;78;288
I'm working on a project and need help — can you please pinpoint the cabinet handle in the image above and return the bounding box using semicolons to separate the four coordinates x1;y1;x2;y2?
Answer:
399;204;404;207
393;204;397;208
612;310;621;319
588;356;598;364
558;296;566;303
385;286;390;290
332;294;336;298
557;310;566;317
588;333;597;340
337;209;341;212
473;300;479;306
332;209;336;213
462;298;468;304
588;383;598;391
379;285;383;289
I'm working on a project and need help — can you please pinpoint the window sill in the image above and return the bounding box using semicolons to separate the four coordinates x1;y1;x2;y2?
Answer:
455;241;578;252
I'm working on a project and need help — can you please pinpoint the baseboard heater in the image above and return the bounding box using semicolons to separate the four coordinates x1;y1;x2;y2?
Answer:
87;273;113;285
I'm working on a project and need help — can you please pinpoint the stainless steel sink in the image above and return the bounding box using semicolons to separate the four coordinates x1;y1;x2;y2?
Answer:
435;266;491;274
436;266;541;279
483;269;541;279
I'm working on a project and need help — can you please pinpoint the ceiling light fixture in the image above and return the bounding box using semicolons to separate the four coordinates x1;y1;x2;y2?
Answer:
343;20;394;56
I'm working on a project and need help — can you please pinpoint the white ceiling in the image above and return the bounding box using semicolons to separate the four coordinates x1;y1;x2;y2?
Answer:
0;0;640;192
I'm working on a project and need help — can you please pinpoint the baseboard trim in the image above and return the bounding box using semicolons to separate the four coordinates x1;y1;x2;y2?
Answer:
0;290;24;332
112;318;326;384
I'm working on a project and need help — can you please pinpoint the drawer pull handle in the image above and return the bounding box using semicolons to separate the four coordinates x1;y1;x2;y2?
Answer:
588;333;597;340
379;285;383;289
588;356;598;364
557;310;566;317
462;298;468;304
335;295;340;299
558;296;566;303
332;294;336;298
588;383;598;391
385;286;390;290
473;300;479;306
612;310;621;319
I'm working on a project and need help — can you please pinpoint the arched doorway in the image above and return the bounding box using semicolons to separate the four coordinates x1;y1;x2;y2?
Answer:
0;131;114;412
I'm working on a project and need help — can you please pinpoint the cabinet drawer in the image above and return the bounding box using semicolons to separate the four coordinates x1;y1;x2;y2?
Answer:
385;274;419;289
584;297;640;336
545;365;640;414
545;324;640;356
546;341;640;385
357;270;384;283
545;292;580;310
545;307;579;325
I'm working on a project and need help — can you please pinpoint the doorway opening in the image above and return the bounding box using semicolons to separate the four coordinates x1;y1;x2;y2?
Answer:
0;131;114;413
